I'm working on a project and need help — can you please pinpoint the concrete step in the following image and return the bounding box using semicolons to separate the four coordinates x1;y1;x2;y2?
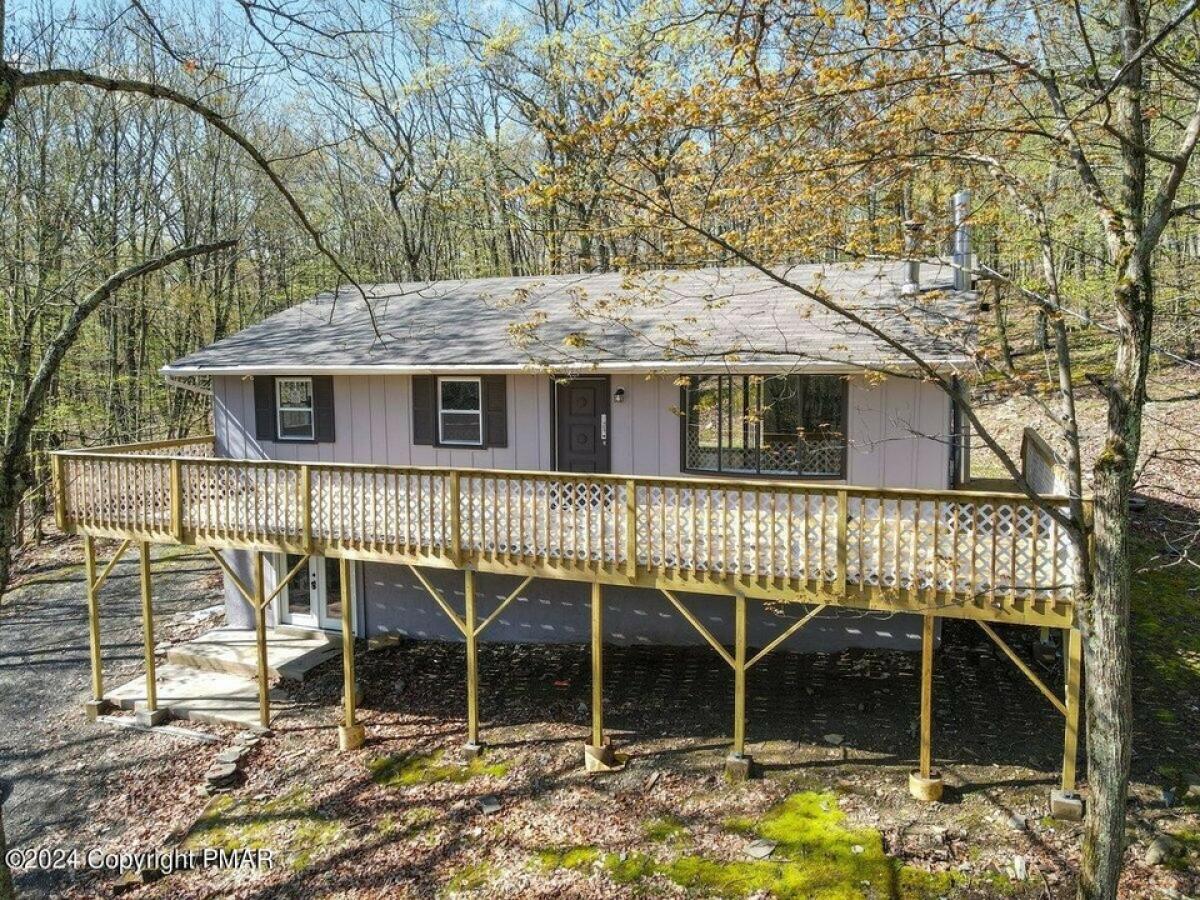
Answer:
165;626;341;681
107;664;287;729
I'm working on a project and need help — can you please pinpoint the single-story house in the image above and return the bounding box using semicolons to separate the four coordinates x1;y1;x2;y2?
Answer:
161;259;978;653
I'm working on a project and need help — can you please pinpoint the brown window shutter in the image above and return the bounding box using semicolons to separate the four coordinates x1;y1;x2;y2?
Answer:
313;376;335;442
253;376;276;441
482;375;507;448
412;375;435;445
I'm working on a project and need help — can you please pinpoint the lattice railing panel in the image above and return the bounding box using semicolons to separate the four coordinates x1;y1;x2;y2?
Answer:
55;447;1080;606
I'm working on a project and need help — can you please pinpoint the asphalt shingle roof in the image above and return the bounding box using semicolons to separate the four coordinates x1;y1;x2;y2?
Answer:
164;260;977;375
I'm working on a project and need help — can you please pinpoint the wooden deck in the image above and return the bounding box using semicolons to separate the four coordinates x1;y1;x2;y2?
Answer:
52;437;1086;803
52;436;1078;628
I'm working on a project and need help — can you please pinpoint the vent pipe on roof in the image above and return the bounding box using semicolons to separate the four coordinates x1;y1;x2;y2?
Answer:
952;189;974;291
901;219;923;296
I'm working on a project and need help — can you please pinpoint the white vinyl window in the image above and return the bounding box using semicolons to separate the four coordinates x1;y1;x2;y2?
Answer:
276;377;315;441
438;377;482;445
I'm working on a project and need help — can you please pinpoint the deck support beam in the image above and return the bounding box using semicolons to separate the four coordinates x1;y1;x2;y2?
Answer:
82;536;133;720
584;581;619;771
1051;627;1085;820
83;535;107;720
728;593;749;778
338;557;365;750
1061;627;1082;791
909;616;943;801
135;542;167;727
463;568;481;756
252;551;270;730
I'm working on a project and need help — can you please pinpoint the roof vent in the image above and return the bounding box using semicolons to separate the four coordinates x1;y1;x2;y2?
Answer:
902;219;923;296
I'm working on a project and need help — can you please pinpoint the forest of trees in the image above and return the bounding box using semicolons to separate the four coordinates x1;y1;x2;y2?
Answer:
2;1;1199;897
3;0;1192;470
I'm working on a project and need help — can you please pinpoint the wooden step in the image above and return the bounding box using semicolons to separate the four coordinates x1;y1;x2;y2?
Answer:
107;663;287;729
165;627;341;681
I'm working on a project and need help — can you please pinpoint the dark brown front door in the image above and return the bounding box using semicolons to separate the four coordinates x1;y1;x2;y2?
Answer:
555;378;610;473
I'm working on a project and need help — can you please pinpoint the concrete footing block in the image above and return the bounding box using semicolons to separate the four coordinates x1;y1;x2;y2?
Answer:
461;741;484;762
584;742;627;773
1050;790;1084;821
135;707;170;728
84;699;110;722
909;769;945;802
724;754;754;782
337;723;365;751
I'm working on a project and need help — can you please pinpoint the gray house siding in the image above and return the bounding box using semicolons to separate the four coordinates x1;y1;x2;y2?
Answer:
213;372;950;651
213;372;950;484
359;564;923;651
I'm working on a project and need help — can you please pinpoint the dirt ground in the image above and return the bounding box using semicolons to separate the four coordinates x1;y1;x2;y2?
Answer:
0;538;227;897
0;532;1195;898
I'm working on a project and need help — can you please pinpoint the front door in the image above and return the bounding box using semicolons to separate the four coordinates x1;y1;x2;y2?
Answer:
279;555;346;631
555;377;611;473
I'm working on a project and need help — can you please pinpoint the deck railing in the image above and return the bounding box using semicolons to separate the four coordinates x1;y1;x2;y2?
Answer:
51;439;1079;611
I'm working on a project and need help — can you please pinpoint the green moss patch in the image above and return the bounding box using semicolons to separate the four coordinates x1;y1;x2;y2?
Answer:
643;815;689;844
534;845;600;871
541;791;1009;898
183;788;344;872
447;861;498;892
368;750;509;787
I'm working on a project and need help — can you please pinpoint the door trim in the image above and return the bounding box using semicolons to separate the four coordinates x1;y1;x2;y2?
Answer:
553;376;611;473
271;554;357;633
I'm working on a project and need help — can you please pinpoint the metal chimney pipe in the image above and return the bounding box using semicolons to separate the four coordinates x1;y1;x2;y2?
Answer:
952;190;974;291
902;219;923;296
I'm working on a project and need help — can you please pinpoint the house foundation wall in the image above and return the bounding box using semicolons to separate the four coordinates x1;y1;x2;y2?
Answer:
222;553;928;652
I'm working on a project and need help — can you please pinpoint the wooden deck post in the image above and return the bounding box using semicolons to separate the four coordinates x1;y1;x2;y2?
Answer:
584;580;619;770
624;479;637;579
169;459;184;541
450;471;462;563
463;567;481;754
136;542;167;726
1049;626;1085;819
252;551;270;730
724;595;744;777
909;615;943;801
591;581;604;748
300;465;313;553
338;557;365;750
83;535;105;720
919;616;934;777
835;490;848;596
51;453;67;531
1061;627;1082;792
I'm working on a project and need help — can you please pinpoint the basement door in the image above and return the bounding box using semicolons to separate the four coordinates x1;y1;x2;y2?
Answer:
277;555;348;632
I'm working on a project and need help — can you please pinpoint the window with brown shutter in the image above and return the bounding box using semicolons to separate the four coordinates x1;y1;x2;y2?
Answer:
482;375;507;448
252;375;335;443
412;375;436;445
412;374;506;448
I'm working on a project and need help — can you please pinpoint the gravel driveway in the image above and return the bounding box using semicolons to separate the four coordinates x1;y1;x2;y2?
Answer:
0;538;224;897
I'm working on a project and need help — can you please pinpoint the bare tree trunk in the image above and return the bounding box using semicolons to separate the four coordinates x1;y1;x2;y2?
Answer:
1081;467;1134;899
1079;249;1152;898
992;283;1014;372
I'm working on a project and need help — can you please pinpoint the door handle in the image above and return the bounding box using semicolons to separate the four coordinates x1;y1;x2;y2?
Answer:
600;413;607;445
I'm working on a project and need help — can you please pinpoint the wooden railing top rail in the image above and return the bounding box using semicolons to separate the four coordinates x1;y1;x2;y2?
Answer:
56;435;215;455
49;439;1077;506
